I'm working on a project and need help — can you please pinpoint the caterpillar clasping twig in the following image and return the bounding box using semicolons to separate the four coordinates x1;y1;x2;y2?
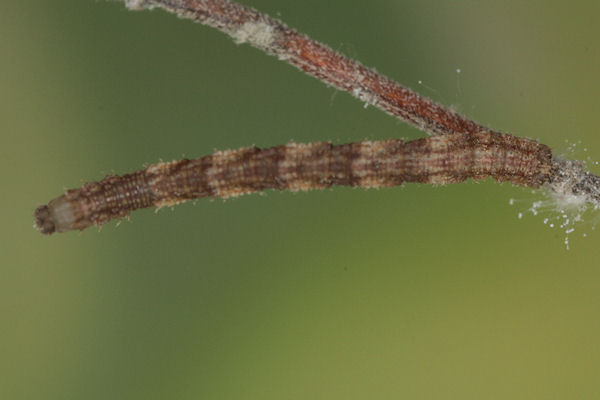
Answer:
34;0;600;235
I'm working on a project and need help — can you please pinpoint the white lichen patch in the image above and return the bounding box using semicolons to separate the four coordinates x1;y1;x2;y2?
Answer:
352;87;378;109
125;0;154;11
231;21;277;48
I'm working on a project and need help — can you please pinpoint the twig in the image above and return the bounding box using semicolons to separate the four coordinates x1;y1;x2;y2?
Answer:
33;0;600;234
125;0;489;137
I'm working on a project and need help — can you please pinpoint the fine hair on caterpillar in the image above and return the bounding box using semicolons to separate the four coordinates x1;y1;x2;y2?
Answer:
34;0;600;240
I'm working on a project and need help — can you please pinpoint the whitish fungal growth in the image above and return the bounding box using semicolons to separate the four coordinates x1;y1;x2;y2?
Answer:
509;158;600;248
352;87;378;109
547;158;600;210
231;21;276;47
124;0;152;10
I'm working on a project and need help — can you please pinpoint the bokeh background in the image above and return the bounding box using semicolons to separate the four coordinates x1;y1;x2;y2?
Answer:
2;0;599;398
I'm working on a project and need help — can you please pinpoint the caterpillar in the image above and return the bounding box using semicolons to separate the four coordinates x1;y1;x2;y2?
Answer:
34;132;552;234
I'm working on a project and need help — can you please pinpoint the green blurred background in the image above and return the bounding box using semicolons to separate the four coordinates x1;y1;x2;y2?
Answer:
2;0;599;398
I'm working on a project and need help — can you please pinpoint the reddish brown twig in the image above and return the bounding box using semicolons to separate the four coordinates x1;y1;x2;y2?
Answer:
33;0;600;234
125;0;489;137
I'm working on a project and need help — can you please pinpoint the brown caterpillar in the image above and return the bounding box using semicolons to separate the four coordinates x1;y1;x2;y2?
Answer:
34;132;553;234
